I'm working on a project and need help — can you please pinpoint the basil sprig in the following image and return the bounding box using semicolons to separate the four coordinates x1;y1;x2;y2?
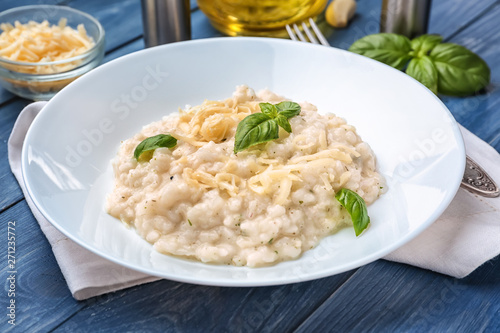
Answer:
134;134;177;160
335;188;370;237
234;101;301;153
349;33;490;96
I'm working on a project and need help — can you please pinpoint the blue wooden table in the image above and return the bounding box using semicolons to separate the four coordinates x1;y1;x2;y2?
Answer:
1;0;499;332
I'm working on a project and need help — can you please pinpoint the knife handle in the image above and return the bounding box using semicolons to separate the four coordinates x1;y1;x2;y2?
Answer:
461;156;499;197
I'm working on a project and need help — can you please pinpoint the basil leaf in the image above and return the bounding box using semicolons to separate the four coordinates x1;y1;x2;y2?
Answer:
275;114;292;133
406;56;438;94
411;34;443;57
134;134;177;160
335;188;370;236
259;102;278;118
430;43;490;96
349;33;412;70
234;101;301;153
276;101;301;118
234;113;279;153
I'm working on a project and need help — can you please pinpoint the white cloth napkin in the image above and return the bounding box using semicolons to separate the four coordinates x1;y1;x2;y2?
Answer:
8;102;160;301
8;102;500;300
384;126;500;277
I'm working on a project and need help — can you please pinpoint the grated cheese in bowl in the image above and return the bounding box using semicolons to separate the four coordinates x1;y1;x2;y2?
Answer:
0;19;95;73
0;5;105;100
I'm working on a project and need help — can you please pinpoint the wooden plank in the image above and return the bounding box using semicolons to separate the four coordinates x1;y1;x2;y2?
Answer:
0;200;85;333
428;0;498;38
0;89;14;103
52;271;356;332
63;0;143;53
438;3;500;152
103;38;144;63
0;99;30;211
0;0;67;12
294;258;500;332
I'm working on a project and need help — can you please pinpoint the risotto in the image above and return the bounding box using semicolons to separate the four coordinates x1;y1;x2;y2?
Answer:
106;86;385;267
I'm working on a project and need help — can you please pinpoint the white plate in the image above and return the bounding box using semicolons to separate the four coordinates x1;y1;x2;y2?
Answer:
22;37;465;286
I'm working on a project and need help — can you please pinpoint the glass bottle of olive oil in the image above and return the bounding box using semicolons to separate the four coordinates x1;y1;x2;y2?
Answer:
198;0;328;37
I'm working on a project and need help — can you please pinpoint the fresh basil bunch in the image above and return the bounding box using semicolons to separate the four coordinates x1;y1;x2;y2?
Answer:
349;33;490;96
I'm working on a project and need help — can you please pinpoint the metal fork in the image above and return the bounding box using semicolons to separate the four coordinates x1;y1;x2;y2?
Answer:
285;20;499;197
286;18;329;46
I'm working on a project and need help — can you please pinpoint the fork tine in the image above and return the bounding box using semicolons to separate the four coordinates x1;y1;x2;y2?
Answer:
308;18;330;46
292;23;308;42
285;24;298;41
301;21;319;44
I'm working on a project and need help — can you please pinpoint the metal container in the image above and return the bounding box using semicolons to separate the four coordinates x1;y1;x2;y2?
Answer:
141;0;191;47
380;0;432;38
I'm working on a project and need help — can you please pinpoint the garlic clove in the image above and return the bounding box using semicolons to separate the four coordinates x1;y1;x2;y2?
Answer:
326;0;357;28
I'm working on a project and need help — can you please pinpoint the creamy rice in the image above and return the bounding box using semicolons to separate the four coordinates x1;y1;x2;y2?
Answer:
106;86;385;267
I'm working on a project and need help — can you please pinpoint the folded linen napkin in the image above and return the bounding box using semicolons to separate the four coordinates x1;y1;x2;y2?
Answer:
8;102;160;301
8;102;500;300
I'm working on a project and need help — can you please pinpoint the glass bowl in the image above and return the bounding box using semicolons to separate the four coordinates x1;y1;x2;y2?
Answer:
0;5;105;101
